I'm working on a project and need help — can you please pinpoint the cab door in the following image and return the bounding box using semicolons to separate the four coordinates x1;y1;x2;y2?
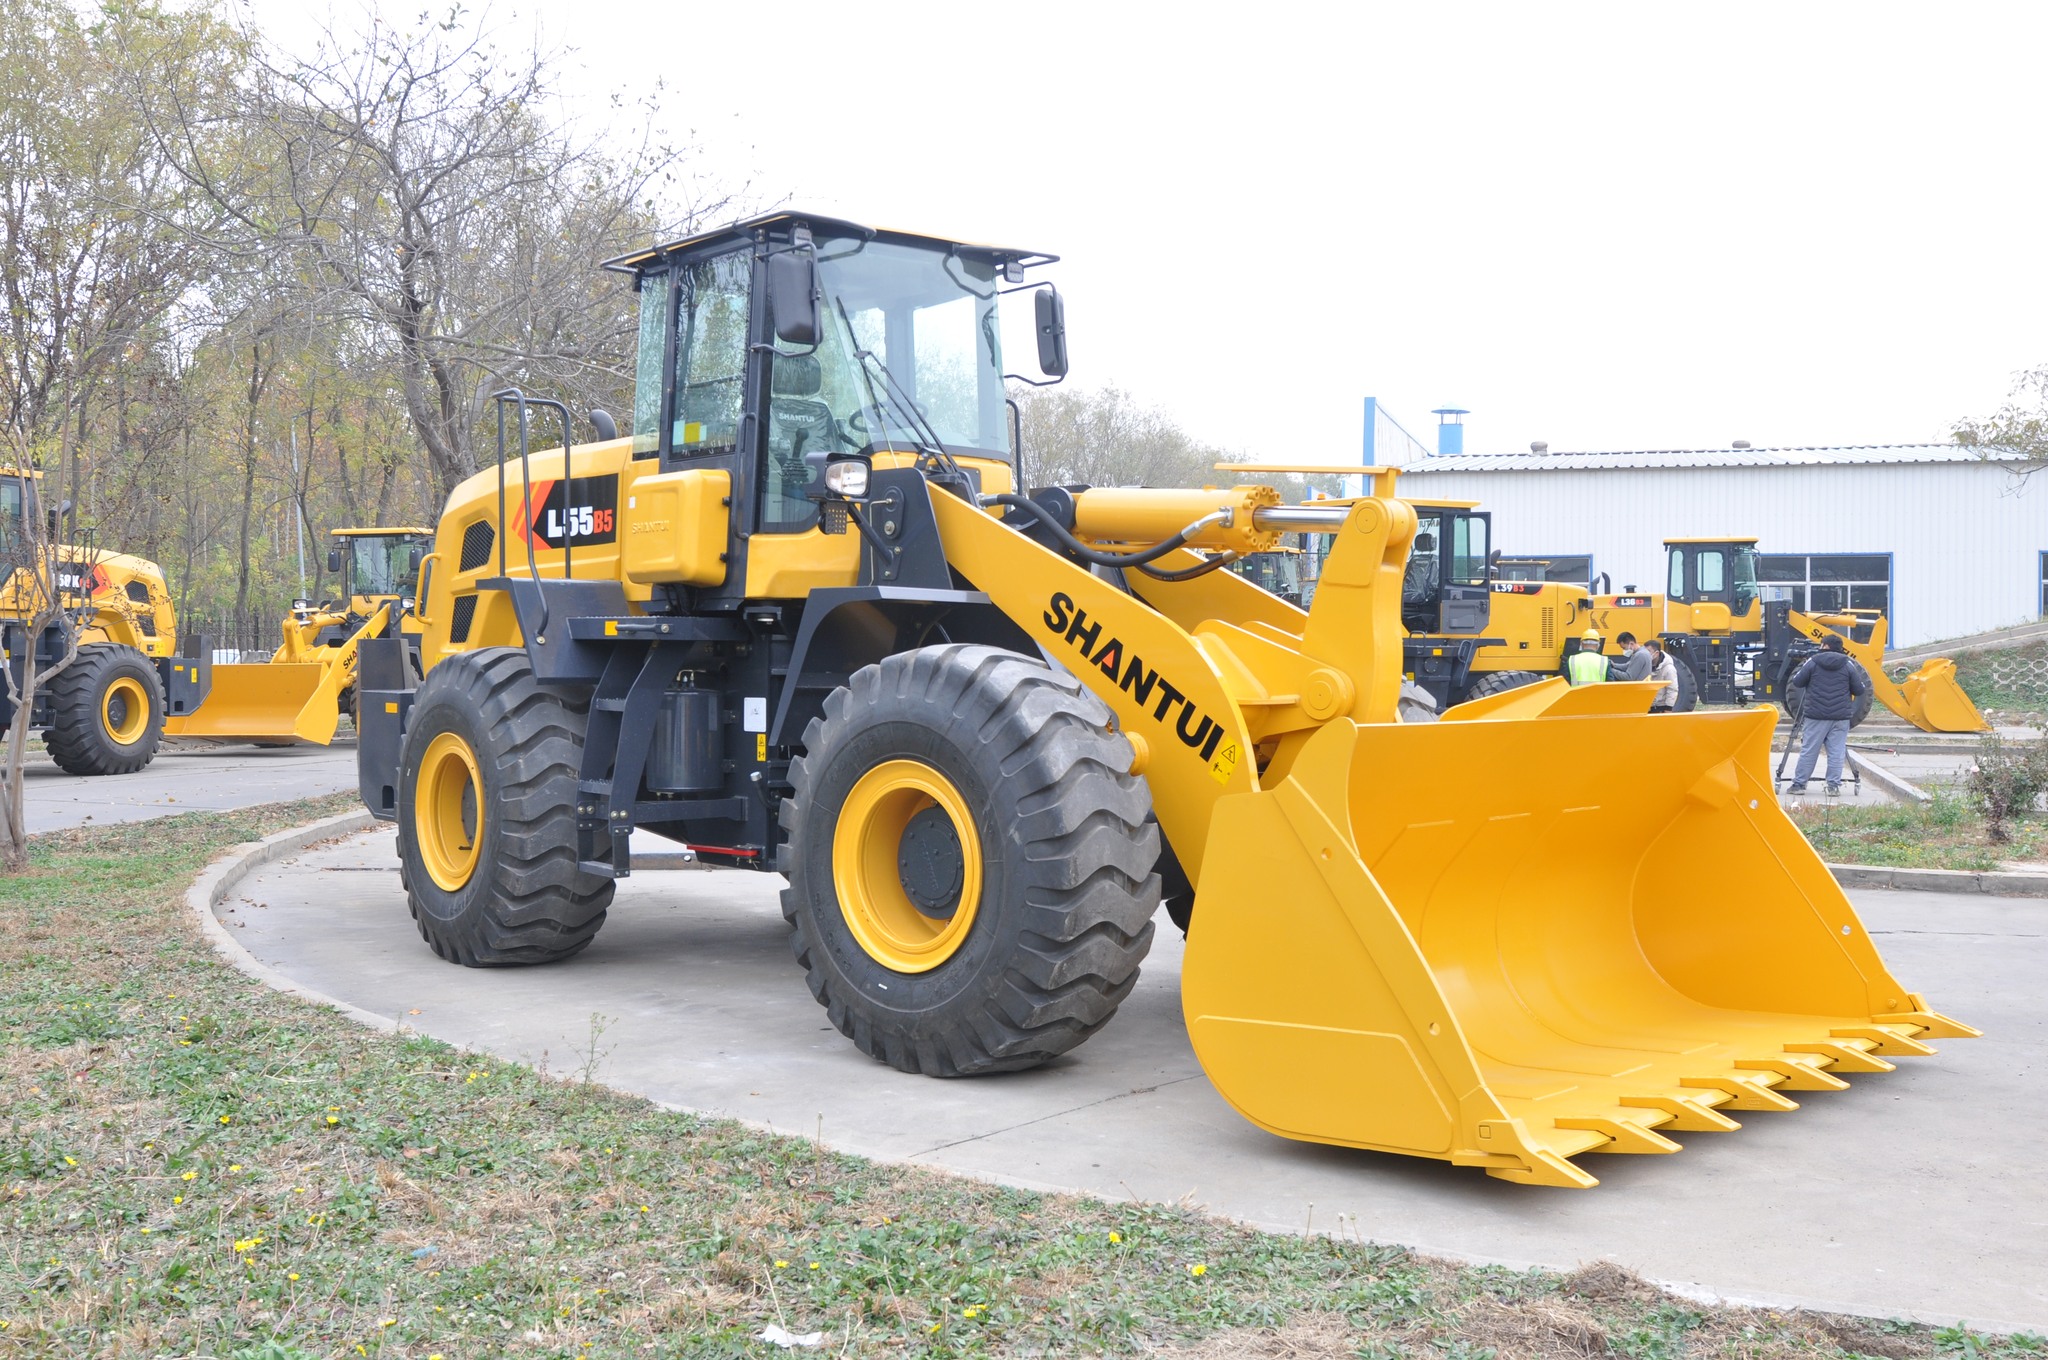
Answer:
1438;510;1491;634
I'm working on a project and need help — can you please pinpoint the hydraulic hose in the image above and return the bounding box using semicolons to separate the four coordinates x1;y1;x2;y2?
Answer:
986;494;1227;571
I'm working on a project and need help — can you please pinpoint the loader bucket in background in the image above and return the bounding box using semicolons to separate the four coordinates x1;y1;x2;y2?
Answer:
1896;658;1991;734
1830;615;1990;733
1180;701;1976;1188
162;661;340;745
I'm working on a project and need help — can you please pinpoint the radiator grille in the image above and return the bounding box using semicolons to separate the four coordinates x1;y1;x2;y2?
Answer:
458;519;496;572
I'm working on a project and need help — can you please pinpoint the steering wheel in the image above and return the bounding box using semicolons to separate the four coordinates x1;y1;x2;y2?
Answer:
843;406;897;441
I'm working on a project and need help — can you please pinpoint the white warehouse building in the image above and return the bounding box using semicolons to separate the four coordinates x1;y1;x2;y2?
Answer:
1394;444;2044;649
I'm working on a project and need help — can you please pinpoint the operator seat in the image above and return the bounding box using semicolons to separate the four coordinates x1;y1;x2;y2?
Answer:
766;353;839;525
1403;531;1439;605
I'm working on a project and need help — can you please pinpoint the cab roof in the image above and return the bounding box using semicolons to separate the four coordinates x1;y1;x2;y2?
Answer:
1665;536;1760;545
331;527;433;538
602;210;1057;275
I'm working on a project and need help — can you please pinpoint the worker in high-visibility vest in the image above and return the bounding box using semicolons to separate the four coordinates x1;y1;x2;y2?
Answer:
1566;629;1610;685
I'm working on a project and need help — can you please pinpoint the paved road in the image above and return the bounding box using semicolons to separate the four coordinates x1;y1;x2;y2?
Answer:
223;828;2047;1333
20;741;359;834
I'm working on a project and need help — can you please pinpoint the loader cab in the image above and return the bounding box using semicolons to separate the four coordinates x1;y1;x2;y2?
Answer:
329;529;434;613
1401;503;1492;635
1664;538;1761;635
608;213;1054;605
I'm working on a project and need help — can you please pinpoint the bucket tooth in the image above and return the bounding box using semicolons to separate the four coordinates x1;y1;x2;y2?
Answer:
1736;1056;1851;1092
1878;999;1982;1039
1556;1117;1682;1154
1620;1094;1742;1132
1786;1040;1895;1073
1830;1025;1937;1058
1680;1074;1799;1112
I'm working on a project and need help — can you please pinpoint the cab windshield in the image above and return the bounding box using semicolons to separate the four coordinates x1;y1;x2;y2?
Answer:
1732;544;1760;613
808;238;1008;456
344;536;421;601
0;477;23;557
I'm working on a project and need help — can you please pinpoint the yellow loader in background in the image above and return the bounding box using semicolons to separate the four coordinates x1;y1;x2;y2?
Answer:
1;463;192;774
349;212;1974;1187
164;527;430;745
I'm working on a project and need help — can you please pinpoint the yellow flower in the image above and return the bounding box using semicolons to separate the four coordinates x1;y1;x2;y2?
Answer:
1189;1263;1208;1277
1108;1231;1122;1244
325;1116;339;1126
639;1205;650;1213
774;1259;789;1269
228;1165;242;1172
180;1172;196;1181
379;1318;396;1328
218;1115;231;1125
963;1305;981;1318
808;1262;820;1271
928;1323;941;1334
288;1273;300;1281
63;1157;75;1167
173;1196;182;1205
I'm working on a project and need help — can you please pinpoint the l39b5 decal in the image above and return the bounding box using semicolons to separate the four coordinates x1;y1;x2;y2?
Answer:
518;476;619;549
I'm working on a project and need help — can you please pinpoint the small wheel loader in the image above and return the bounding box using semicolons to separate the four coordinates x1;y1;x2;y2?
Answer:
163;527;431;746
0;463;192;775
353;212;1975;1187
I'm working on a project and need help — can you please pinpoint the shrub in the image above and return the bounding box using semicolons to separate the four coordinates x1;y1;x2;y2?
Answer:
1964;729;2048;843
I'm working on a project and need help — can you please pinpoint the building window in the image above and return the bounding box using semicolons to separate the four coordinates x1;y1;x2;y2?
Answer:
2039;551;2048;616
1758;552;1893;625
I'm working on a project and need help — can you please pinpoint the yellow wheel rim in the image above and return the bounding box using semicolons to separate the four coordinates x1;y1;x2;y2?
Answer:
101;676;150;745
415;730;484;893
831;759;983;974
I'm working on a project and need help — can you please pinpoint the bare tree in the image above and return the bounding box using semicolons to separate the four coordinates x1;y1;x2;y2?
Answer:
1954;365;2048;477
0;452;90;871
149;12;729;497
1013;384;1248;488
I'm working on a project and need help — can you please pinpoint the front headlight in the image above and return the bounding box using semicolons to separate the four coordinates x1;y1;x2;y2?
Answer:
824;460;869;498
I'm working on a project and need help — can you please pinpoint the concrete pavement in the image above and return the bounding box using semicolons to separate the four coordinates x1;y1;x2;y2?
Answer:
220;827;2048;1334
19;740;358;834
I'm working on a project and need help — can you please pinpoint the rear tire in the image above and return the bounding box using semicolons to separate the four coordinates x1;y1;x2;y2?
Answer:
396;647;613;966
44;643;165;776
782;644;1160;1075
1669;655;1699;712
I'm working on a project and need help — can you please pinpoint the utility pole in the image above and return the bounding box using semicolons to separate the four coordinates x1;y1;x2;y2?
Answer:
289;427;307;593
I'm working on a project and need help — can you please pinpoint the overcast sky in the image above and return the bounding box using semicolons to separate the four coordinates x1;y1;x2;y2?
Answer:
250;1;2048;462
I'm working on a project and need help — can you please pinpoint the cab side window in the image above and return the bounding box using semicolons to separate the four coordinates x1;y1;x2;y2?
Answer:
1696;550;1725;596
673;252;751;458
1668;550;1686;600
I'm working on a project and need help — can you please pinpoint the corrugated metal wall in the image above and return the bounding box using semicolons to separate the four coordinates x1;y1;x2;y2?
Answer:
1396;462;2045;647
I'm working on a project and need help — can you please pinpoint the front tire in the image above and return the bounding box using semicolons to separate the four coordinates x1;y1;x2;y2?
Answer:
1461;669;1544;704
782;645;1160;1076
396;647;613;966
44;643;165;775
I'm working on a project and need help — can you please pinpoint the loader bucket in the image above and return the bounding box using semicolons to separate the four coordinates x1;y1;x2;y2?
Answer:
1895;658;1990;734
1180;696;1975;1187
162;661;342;745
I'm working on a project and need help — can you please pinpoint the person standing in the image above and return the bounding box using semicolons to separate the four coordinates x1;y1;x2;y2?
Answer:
1566;630;1609;685
1613;632;1652;682
1787;633;1872;794
1644;637;1679;712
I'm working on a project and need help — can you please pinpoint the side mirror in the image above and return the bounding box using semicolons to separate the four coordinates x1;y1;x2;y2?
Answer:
407;546;424;570
326;547;343;574
767;247;819;347
1034;286;1068;378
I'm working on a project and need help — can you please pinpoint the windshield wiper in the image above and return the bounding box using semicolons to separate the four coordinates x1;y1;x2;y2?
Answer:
832;298;967;483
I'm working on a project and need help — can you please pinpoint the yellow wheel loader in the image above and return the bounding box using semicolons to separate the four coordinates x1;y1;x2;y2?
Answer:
0;464;192;774
163;527;431;745
1313;502;1985;733
351;212;1975;1188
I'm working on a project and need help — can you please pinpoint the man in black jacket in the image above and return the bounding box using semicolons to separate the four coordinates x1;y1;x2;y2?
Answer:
1787;633;1873;794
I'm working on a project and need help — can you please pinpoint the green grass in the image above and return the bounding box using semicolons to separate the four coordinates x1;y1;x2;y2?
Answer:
1951;641;2048;719
2;801;2043;1357
1789;789;2048;871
